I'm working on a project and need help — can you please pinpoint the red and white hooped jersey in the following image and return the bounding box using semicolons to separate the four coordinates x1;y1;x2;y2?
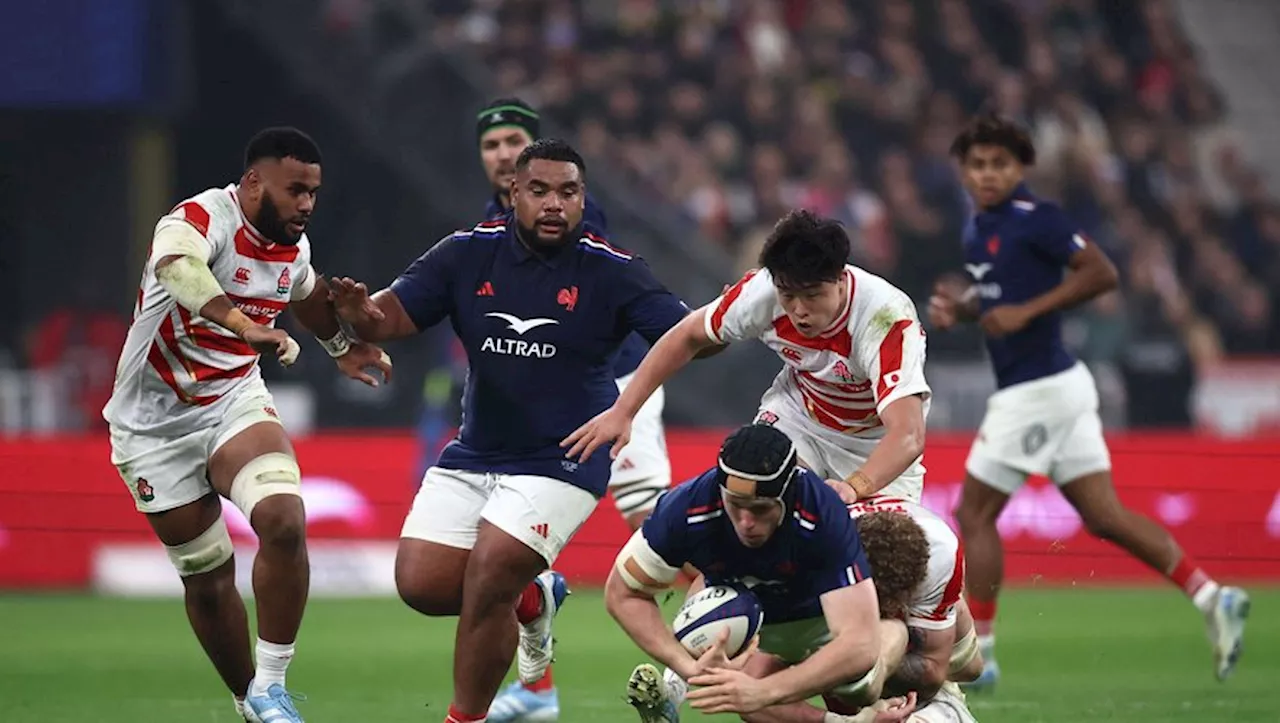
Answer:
848;495;965;631
704;265;931;437
103;184;314;436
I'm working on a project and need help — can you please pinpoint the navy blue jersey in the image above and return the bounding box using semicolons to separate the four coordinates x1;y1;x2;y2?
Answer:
962;184;1084;388
485;193;649;378
389;215;689;495
642;468;873;624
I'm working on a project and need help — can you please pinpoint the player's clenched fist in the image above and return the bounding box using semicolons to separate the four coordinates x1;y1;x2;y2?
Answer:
927;280;965;330
241;325;301;366
328;275;386;324
561;406;632;463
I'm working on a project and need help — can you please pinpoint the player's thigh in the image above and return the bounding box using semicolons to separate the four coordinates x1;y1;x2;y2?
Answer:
110;425;216;514
610;391;671;525
481;474;599;567
962;405;1035;499
758;617;832;664
954;472;1012;528
397;467;492;606
206;390;294;496
144;493;238;583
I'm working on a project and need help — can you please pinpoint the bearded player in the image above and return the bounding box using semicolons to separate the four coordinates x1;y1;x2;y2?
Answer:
103;127;391;722
474;98;677;722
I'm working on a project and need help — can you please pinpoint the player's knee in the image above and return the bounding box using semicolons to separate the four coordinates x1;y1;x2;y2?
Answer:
394;545;464;616
230;452;304;542
182;562;239;612
251;494;306;551
167;514;235;578
954;502;991;535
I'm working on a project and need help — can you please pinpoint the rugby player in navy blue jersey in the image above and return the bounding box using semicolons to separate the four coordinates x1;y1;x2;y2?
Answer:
607;424;919;722
329;139;692;723
931;113;1249;689
472;98;680;721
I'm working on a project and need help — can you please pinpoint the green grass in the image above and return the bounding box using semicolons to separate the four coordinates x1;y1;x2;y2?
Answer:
1;588;1276;722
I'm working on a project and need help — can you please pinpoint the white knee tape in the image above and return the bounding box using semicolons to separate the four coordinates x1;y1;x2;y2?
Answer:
230;452;301;519
167;514;235;577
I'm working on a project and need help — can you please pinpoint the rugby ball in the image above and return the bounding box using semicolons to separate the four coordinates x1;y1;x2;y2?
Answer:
673;585;764;658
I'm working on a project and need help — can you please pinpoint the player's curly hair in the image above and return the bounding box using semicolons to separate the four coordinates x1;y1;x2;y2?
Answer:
516;138;587;179
244;127;322;169
855;511;930;621
758;209;850;290
949;112;1036;165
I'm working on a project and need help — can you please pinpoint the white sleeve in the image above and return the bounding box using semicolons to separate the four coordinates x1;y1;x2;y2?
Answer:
855;284;931;414
153;197;229;266
702;268;777;344
906;521;964;631
290;263;318;301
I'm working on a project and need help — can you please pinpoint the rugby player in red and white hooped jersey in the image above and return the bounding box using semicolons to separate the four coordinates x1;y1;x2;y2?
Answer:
103;127;391;723
564;208;931;506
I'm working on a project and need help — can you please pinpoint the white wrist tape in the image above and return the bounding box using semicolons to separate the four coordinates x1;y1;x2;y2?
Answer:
316;330;353;358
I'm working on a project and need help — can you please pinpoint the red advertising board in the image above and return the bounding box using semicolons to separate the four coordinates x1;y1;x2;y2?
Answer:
1;432;1278;593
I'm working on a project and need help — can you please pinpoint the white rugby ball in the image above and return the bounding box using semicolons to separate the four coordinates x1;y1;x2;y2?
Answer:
672;584;764;658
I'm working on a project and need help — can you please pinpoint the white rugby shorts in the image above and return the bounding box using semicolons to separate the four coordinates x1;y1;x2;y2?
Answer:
965;361;1112;494
109;379;284;513
755;377;924;502
609;374;671;518
907;682;977;723
401;467;598;565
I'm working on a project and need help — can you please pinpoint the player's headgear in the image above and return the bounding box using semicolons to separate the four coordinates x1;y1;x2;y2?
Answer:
476;97;541;143
716;423;799;502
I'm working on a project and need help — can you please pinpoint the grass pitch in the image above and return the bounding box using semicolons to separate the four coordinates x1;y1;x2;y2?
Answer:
1;587;1276;722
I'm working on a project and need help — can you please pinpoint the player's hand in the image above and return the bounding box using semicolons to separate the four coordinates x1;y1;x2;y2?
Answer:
685;628;758;679
561;406;632;463
825;478;860;504
687;667;776;714
872;692;918;722
979;304;1032;338
328;276;386;325
241;325;300;366
927;279;964;330
335;342;393;387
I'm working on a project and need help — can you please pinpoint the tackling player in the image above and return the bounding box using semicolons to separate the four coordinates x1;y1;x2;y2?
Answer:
607;423;896;722
472;98;676;720
329;139;692;723
931;112;1250;688
565;209;931;503
103;127;391;723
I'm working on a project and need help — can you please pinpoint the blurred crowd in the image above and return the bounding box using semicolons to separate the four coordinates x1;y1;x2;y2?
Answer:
405;0;1280;377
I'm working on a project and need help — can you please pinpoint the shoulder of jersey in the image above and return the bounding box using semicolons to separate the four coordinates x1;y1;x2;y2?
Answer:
167;186;238;237
576;225;635;265
848;264;912;307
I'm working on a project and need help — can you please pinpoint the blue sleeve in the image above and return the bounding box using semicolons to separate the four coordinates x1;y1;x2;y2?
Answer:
389;234;464;331
640;478;699;568
615;258;691;345
584;194;609;233
1029;204;1086;267
804;475;873;599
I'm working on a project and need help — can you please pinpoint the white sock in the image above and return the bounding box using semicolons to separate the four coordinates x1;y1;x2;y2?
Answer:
251;638;296;695
1193;580;1221;614
977;634;996;659
233;695;246;719
661;666;689;706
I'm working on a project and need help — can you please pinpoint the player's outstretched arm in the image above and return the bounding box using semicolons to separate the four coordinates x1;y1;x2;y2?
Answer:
605;531;701;679
151;223;298;365
843;395;926;500
291;275;393;387
562;305;721;462
927;275;979;330
329;277;418;343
